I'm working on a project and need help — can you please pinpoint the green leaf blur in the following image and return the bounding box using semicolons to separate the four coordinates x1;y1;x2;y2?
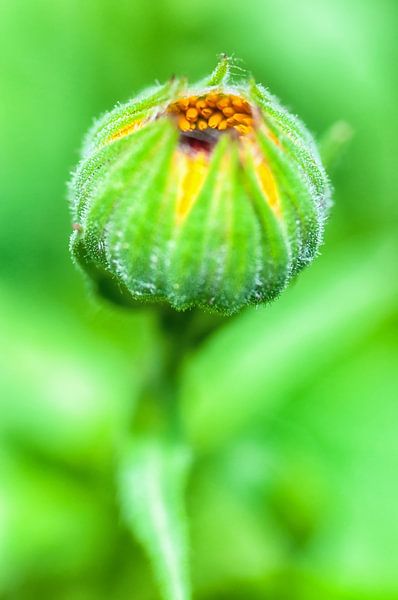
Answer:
1;1;397;598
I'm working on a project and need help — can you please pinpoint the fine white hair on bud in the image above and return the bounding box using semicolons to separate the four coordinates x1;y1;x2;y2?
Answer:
69;56;331;315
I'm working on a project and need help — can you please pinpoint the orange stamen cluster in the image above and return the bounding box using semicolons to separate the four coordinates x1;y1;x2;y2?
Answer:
168;93;254;136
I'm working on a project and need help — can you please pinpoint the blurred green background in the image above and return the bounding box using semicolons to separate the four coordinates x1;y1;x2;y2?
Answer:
1;0;397;598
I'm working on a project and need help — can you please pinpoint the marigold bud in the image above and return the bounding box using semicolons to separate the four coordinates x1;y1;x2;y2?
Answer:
69;56;331;315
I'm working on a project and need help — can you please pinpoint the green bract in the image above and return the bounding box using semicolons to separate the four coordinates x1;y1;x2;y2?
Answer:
69;57;331;315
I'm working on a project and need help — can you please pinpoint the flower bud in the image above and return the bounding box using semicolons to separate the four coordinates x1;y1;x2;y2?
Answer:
69;57;331;315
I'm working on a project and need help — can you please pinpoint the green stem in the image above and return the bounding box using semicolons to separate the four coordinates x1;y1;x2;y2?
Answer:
117;308;224;600
133;308;226;436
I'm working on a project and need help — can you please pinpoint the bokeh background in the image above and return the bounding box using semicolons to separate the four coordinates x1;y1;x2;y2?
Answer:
1;0;397;598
